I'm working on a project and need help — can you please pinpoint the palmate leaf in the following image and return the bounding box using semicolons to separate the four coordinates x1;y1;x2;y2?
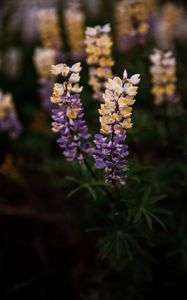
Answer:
98;230;144;263
90;212;146;262
65;174;113;202
67;183;97;201
125;187;171;230
65;174;98;200
142;209;167;231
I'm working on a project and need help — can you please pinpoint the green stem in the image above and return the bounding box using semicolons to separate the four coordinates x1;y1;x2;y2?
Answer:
84;158;97;180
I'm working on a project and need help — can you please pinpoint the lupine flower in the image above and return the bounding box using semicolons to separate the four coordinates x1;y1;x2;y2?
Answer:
37;8;63;50
114;0;134;50
36;8;64;111
94;70;140;184
51;62;92;163
150;49;179;105
155;3;184;48
33;48;57;111
0;90;22;139
114;0;156;50
34;48;57;80
85;24;114;101
64;2;85;60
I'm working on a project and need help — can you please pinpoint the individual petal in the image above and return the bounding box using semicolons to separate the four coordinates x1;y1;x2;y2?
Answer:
71;84;83;93
128;74;140;85
70;62;82;73
101;23;111;33
69;73;81;83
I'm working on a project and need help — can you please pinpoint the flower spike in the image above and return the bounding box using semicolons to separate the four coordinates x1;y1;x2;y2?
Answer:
85;24;114;101
93;70;140;184
50;63;93;163
150;49;179;105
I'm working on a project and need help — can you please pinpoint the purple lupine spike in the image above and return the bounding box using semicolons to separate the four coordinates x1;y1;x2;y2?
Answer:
50;62;93;163
94;131;129;184
93;71;140;185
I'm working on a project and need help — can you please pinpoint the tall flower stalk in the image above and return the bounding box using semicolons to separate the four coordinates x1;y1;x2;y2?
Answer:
114;0;157;50
156;3;183;49
150;49;179;105
35;8;63;111
64;2;85;60
51;63;93;163
85;24;114;101
0;90;22;139
94;71;140;185
37;8;63;51
33;48;57;111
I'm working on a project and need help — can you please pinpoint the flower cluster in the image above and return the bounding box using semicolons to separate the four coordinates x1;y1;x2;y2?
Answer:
64;3;85;59
36;8;64;111
156;3;183;48
85;24;114;101
34;48;57;80
51;63;92;163
94;71;140;184
33;48;57;110
150;49;178;105
37;8;62;50
0;90;22;139
115;0;156;50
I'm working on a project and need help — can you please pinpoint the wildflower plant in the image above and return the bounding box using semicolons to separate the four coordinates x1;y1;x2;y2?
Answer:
35;8;64;111
51;63;93;163
150;49;179;105
114;0;156;50
64;2;85;59
37;8;63;51
33;48;57;110
0;90;22;139
156;3;184;48
1;2;185;297
94;71;140;184
85;24;114;101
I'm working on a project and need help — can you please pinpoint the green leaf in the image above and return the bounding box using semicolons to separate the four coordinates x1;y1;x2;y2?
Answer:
147;211;167;231
148;194;167;205
142;187;152;204
85;184;97;201
65;176;81;184
143;211;153;230
133;211;143;224
67;185;84;199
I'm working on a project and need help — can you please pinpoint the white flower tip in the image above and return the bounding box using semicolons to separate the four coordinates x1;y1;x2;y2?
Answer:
123;69;128;79
129;74;141;84
102;23;111;33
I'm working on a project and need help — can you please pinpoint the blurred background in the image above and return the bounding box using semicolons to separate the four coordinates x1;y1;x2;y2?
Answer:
0;0;187;299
